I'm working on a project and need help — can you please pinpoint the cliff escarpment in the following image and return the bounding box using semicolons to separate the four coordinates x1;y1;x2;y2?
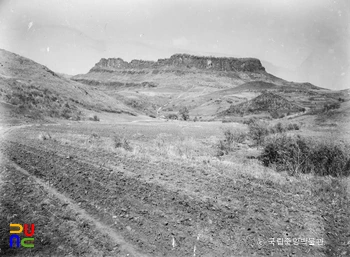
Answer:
90;54;266;73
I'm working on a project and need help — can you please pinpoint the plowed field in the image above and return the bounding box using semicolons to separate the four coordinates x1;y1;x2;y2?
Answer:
0;122;349;256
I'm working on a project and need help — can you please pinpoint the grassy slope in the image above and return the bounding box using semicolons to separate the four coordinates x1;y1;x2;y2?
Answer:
219;92;305;117
0;49;137;121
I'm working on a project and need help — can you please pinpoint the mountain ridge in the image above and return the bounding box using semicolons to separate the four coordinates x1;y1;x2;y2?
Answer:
2;48;344;122
90;53;266;73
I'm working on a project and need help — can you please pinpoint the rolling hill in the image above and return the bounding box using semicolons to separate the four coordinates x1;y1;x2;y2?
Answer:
218;92;305;117
0;49;137;122
72;53;334;119
1;49;348;122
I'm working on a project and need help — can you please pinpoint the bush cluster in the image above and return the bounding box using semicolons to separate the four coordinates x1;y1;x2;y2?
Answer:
113;135;133;151
268;122;300;134
216;129;247;156
89;115;100;121
248;121;301;146
323;102;341;112
5;84;79;120
243;117;257;126
248;120;269;146
217;120;301;156
165;114;178;120
217;118;300;156
178;106;190;121
259;134;350;177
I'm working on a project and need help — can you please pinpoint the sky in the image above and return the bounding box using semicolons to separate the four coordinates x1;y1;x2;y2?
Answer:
0;0;349;89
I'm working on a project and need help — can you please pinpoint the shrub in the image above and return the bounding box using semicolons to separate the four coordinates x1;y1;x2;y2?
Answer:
89;115;100;121
274;122;285;133
259;135;310;175
216;130;233;155
259;135;350;177
323;102;341;112
232;130;247;144
286;124;293;131
178;106;190;121
243;117;256;125
223;129;234;145
113;135;133;151
248;120;269;146
166;114;178;120
309;144;349;177
269;123;300;132
74;114;81;121
292;123;300;130
59;106;71;119
90;133;100;139
216;129;247;156
216;140;229;156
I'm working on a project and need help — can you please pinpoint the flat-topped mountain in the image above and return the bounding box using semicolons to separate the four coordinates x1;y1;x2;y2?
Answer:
68;53;346;120
90;54;266;73
73;53;321;91
2;48;346;122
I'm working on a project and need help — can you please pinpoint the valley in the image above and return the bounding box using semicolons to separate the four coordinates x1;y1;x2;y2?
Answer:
0;49;350;256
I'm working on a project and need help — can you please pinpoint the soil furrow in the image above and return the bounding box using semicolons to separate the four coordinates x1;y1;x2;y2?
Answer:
3;135;330;256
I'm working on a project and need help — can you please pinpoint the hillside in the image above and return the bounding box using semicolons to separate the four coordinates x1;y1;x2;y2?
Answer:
1;50;350;257
219;92;305;117
72;54;331;119
1;49;346;122
0;49;136;121
233;81;279;91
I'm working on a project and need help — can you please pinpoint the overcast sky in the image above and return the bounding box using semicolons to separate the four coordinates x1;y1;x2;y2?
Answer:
0;0;349;89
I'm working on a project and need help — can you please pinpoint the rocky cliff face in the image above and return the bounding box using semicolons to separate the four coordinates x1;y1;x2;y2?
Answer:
90;54;265;73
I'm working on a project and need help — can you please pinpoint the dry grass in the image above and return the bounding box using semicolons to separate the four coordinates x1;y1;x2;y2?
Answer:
37;128;290;187
27;121;350;257
36;119;350;187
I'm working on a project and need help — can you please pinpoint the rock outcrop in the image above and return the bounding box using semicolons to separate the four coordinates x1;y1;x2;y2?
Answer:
90;54;265;73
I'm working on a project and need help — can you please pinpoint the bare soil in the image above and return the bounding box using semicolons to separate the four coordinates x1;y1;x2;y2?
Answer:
0;121;349;256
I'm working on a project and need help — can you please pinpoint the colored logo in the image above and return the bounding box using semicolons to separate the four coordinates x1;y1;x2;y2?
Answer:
9;224;35;248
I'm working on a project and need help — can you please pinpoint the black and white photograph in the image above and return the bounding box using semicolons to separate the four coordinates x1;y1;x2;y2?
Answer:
0;0;349;256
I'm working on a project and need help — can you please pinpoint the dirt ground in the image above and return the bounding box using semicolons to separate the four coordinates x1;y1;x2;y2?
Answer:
0;120;350;256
